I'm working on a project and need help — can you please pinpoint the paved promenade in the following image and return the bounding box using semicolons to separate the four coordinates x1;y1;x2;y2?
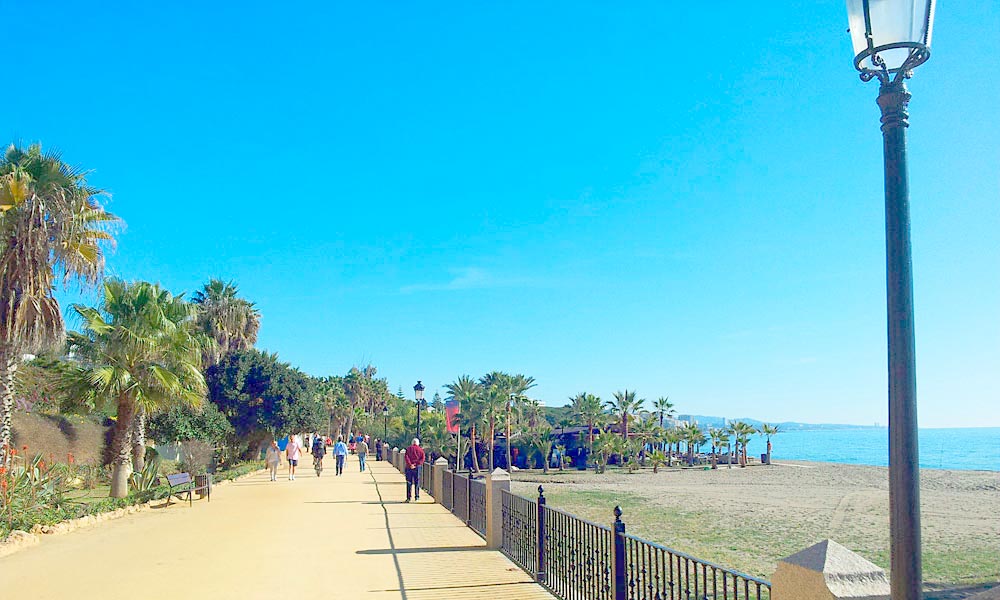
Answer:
2;458;555;600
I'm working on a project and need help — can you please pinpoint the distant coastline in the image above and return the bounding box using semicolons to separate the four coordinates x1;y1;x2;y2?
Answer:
740;427;1000;472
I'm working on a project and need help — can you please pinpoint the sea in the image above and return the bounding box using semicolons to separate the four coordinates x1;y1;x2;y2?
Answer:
740;427;1000;471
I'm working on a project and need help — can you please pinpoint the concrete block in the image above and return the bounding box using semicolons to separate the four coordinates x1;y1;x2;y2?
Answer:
771;539;890;600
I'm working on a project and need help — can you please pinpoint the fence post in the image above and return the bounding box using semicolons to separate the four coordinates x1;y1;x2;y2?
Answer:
391;448;399;471
466;472;473;525
485;467;509;549
537;485;546;583
432;457;448;502
613;506;626;600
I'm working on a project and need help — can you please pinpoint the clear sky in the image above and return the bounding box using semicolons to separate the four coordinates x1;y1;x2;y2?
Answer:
4;2;998;427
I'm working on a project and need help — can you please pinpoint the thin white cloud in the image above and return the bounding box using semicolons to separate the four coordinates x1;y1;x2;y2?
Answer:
401;267;499;293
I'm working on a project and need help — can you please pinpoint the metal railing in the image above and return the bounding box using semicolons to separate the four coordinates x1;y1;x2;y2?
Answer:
454;471;470;523
420;461;433;497
500;488;537;575
543;504;615;600
385;459;771;600
469;477;487;537
441;469;454;511
622;534;771;600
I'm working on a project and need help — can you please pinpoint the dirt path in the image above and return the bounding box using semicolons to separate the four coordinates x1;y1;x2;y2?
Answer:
1;459;553;600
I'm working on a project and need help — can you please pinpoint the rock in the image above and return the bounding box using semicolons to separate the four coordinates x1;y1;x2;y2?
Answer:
0;530;40;557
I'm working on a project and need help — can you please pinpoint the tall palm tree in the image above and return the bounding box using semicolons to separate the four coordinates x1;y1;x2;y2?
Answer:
606;390;644;442
652;396;675;428
192;279;260;368
570;392;603;448
759;423;779;465
505;374;536;472
65;280;206;497
0;143;118;463
446;375;482;471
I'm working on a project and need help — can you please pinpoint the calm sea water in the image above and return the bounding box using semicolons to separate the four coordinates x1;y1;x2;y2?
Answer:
740;427;1000;471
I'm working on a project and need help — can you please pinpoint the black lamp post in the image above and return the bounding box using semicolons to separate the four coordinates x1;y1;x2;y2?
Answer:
847;2;935;597
383;407;389;442
413;381;425;440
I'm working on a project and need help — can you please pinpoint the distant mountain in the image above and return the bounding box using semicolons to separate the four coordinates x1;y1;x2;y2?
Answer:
677;414;882;431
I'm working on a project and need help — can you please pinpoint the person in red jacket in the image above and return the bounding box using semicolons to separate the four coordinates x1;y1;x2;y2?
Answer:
404;438;426;503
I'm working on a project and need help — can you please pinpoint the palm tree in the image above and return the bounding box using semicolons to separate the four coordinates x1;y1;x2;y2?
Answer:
446;375;482;471
192;279;260;367
728;421;755;467
650;449;667;473
530;424;554;474
759;423;779;464
505;374;537;472
652;396;676;428
606;390;644;442
680;422;703;466
708;428;729;470
65;280;205;497
570;392;603;448
0;143;119;462
662;427;681;467
592;429;622;474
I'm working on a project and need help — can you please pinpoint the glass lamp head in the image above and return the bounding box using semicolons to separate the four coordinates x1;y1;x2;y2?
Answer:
847;0;935;75
413;380;425;401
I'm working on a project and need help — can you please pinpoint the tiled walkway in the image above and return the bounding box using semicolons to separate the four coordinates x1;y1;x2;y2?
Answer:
1;458;554;600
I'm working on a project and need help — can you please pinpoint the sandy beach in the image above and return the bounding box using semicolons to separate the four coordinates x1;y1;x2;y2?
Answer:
511;460;999;596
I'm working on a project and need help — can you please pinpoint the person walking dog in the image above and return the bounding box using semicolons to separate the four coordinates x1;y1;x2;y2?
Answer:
404;438;425;503
265;440;281;481
333;436;348;476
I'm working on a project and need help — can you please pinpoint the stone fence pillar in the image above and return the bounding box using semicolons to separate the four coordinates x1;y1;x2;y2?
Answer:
391;448;399;471
771;539;889;600
432;457;448;502
484;467;510;549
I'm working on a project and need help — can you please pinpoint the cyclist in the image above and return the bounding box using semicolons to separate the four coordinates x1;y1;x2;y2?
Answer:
311;433;326;476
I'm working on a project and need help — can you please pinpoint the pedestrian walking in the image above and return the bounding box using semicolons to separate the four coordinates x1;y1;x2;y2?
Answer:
404;438;425;503
374;438;382;461
286;434;301;480
357;437;369;472
265;440;281;481
333;435;348;476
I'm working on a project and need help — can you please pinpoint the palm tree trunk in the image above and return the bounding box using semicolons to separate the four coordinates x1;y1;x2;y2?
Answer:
0;352;17;466
470;424;480;472
110;397;136;498
131;407;147;473
505;417;512;472
488;419;495;471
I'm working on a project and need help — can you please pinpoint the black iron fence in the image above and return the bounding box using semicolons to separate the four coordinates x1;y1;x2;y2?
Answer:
543;503;615;600
386;459;770;600
468;477;487;537
499;488;771;600
622;532;771;600
500;488;537;575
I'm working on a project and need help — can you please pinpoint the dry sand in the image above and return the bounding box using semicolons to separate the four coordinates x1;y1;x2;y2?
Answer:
512;461;1000;597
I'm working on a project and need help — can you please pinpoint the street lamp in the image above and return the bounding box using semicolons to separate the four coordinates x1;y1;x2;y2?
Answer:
413;381;425;440
846;2;935;598
506;393;516;472
383;406;389;443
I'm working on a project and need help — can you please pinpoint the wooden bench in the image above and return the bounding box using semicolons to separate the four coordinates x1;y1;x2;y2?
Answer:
165;472;211;507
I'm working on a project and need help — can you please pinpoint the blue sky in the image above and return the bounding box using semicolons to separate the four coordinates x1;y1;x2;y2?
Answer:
4;2;998;427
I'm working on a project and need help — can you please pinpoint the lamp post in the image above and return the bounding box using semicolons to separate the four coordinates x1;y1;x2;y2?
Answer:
506;393;516;472
413;381;425;441
846;2;935;597
383;407;389;443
